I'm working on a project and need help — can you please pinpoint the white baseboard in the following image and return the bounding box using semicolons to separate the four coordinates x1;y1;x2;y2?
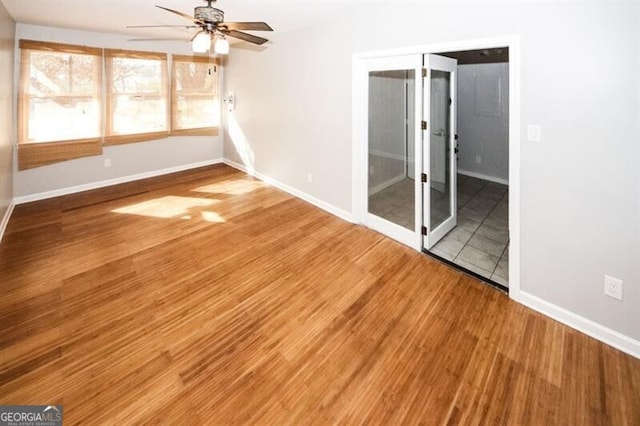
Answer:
368;173;406;196
369;149;407;162
458;169;509;186
223;159;355;224
0;200;15;243
519;290;640;359
14;159;224;204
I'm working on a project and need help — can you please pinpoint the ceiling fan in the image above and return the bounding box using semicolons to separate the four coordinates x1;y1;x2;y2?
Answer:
127;0;273;54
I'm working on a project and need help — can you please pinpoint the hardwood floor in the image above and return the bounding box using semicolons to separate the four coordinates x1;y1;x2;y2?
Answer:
1;164;639;425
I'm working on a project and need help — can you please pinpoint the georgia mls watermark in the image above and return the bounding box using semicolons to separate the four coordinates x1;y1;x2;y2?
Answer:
0;405;62;426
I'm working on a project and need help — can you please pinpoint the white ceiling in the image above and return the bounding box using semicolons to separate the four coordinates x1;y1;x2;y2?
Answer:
1;0;362;41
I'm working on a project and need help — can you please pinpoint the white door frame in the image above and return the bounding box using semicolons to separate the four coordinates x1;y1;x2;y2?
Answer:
352;36;522;301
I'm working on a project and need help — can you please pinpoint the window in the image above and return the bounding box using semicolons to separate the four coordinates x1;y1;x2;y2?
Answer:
18;40;222;170
171;55;220;136
105;49;168;145
18;40;103;170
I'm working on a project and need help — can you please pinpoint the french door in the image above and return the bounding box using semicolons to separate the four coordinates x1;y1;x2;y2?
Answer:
360;53;457;251
423;54;458;249
362;54;423;248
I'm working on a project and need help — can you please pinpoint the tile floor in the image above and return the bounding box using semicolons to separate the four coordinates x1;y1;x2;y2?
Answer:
431;175;509;287
368;178;415;230
368;174;509;287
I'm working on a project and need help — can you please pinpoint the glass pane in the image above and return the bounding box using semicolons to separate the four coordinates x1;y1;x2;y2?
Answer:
28;97;100;142
28;51;96;95
26;51;100;142
174;62;217;94
111;58;162;94
430;70;452;230
175;96;219;129
367;70;415;231
112;95;166;134
174;61;219;130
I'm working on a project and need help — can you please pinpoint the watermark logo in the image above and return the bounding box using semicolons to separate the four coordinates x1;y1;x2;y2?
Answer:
0;405;62;426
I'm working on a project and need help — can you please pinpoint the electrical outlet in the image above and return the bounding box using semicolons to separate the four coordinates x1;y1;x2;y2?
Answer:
475;156;482;164
527;124;541;142
104;158;111;168
307;173;313;184
604;275;623;301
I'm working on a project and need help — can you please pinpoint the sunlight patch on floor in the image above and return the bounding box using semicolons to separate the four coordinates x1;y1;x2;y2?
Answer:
112;196;219;219
201;211;226;223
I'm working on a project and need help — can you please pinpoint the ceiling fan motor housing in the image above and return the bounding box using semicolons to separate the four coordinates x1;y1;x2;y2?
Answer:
195;6;224;24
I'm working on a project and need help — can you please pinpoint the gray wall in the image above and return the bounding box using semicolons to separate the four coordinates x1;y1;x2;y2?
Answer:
225;3;640;343
13;24;223;198
0;1;15;228
457;63;509;183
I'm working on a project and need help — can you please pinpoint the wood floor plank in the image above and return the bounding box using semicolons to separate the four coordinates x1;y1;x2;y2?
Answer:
1;164;638;425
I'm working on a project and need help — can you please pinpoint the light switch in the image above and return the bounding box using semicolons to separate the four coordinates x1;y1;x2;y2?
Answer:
527;124;541;142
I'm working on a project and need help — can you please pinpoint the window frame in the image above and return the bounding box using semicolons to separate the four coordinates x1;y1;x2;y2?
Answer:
17;40;104;170
104;48;169;146
170;55;221;137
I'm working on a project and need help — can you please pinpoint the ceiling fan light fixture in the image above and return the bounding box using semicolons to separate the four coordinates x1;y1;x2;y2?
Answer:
192;31;211;52
214;36;230;55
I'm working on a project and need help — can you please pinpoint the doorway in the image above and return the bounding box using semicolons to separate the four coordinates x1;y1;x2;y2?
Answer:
428;47;510;289
354;37;520;295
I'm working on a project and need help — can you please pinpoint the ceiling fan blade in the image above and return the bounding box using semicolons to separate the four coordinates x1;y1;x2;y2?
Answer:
156;5;198;23
222;22;273;32
128;38;189;42
127;25;198;29
226;30;268;45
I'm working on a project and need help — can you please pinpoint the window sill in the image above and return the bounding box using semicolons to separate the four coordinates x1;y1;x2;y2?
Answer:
104;131;169;146
169;127;220;137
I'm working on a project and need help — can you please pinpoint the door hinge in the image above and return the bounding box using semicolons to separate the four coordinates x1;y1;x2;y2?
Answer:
421;173;427;183
422;68;428;78
421;226;428;236
421;121;427;130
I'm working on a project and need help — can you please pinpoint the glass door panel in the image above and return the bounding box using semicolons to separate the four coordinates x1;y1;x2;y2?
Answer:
430;69;452;230
367;69;416;231
423;54;458;249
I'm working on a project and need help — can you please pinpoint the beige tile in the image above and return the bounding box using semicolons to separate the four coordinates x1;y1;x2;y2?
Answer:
456;245;500;273
446;227;473;244
502;249;509;261
467;234;507;257
491;273;509;287
476;222;509;244
459;206;490;223
455;259;493;280
433;236;465;257
431;248;455;261
458;216;481;233
494;257;509;279
484;213;508;229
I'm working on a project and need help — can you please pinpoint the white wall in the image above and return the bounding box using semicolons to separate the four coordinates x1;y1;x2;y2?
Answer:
13;24;222;198
457;63;509;182
224;2;640;347
0;1;15;235
223;16;353;213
